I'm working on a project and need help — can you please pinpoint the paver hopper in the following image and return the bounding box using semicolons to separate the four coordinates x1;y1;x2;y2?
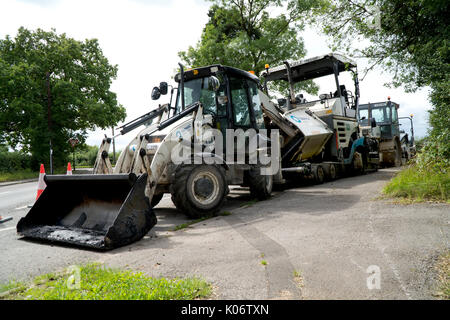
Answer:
17;173;156;250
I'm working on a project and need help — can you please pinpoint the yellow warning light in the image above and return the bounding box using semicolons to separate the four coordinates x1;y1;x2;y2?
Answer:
410;114;414;118
265;64;269;69
193;69;199;75
248;70;255;75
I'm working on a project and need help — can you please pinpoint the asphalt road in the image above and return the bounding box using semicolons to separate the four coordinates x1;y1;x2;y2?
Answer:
0;181;37;214
0;169;448;299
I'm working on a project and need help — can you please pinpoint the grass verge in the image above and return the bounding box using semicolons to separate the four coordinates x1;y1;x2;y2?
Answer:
173;211;232;231
0;167;71;183
240;199;258;208
0;263;211;300
435;252;450;300
0;170;37;182
383;166;450;203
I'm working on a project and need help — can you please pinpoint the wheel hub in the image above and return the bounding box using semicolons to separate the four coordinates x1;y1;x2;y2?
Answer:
194;177;214;199
190;171;221;205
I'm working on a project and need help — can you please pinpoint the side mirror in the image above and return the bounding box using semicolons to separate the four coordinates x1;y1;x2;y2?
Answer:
371;118;377;128
159;82;168;95
208;76;220;91
151;87;161;100
319;93;331;100
277;98;287;107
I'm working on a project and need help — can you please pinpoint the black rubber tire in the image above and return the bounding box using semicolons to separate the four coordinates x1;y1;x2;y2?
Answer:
170;164;227;218
313;165;325;184
360;151;368;175
248;168;273;200
326;163;337;181
394;139;402;167
151;193;164;207
351;151;366;175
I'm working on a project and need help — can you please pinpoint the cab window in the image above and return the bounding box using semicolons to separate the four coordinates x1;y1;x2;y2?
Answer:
392;106;398;122
229;77;251;127
372;106;390;123
175;77;217;114
358;108;369;125
247;80;265;129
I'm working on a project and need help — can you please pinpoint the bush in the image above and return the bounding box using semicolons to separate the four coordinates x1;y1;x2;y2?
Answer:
74;145;99;167
108;150;121;165
385;122;450;202
414;129;450;173
0;150;32;172
73;145;121;167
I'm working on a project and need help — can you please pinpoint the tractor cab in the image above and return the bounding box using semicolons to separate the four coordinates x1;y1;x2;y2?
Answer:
173;65;266;132
358;100;400;140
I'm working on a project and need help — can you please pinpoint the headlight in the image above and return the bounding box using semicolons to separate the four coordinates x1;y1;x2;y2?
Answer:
148;135;165;143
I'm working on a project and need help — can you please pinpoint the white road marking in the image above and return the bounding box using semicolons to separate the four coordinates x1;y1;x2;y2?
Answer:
0;191;11;195
15;206;28;210
0;227;15;233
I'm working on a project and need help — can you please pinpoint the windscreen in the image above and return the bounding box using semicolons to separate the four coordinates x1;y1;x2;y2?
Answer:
371;105;391;123
358;108;369;125
175;76;224;115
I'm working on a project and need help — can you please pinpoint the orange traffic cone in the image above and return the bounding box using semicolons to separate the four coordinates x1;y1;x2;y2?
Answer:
36;164;47;200
66;162;72;175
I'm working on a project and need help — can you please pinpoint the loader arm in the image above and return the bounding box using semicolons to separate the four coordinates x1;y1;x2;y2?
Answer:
17;102;203;250
93;137;113;174
114;121;164;174
93;104;170;175
140;103;205;203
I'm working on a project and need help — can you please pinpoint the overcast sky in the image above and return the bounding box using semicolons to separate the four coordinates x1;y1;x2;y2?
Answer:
1;0;431;151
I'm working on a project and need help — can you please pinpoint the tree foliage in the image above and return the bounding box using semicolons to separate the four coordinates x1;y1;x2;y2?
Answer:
179;0;322;95
314;0;449;167
0;27;126;168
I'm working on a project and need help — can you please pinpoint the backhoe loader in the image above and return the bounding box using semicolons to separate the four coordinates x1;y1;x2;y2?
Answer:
18;54;378;250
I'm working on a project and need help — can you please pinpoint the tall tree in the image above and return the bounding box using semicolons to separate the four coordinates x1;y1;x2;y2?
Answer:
312;0;449;166
179;0;322;95
0;27;126;169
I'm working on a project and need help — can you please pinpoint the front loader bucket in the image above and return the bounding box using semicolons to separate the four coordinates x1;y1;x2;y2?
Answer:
17;173;156;250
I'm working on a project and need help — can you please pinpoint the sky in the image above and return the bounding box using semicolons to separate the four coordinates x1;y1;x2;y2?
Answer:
1;0;432;151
